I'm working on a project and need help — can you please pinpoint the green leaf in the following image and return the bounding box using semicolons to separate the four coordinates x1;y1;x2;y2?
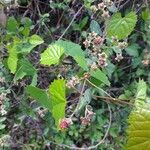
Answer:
142;9;150;21
90;69;110;86
14;59;37;82
31;73;38;86
40;44;64;66
20;43;35;53
7;44;18;74
0;117;6;123
108;4;118;13
105;61;116;78
21;17;32;27
136;80;147;101
26;86;51;110
79;16;89;30
90;20;102;35
125;44;139;57
49;79;67;128
56;40;88;70
18;35;44;53
29;34;44;45
73;17;88;31
107;12;137;40
125;81;150;150
125;102;150;150
7;17;18;33
20;27;30;37
0;124;6;130
56;40;84;57
74;56;88;71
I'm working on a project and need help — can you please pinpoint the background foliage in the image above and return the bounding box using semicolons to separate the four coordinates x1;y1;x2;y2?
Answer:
0;0;150;150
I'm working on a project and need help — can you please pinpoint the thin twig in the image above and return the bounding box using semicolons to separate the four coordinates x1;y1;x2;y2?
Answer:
86;79;111;97
94;95;133;106
58;5;84;40
69;80;86;118
119;0;131;10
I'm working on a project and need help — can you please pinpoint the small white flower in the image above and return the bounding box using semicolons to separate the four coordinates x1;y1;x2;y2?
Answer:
90;62;98;70
66;76;80;88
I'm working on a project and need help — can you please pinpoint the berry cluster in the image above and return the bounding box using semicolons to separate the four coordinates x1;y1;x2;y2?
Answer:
80;105;95;126
111;36;128;62
142;49;150;66
66;76;80;89
90;0;114;19
59;118;72;130
83;31;108;69
36;107;48;118
59;105;95;130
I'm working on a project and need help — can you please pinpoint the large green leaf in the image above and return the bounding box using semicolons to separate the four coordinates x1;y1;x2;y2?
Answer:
26;86;51;110
125;80;150;150
7;44;18;74
125;102;150;150
90;69;110;86
40;44;64;66
49;79;67;128
107;12;137;40
56;40;88;70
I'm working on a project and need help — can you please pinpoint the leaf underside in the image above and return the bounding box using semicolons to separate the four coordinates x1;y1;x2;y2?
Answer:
125;80;150;150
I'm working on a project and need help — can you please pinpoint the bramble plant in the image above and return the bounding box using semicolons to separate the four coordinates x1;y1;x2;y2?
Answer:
0;0;150;149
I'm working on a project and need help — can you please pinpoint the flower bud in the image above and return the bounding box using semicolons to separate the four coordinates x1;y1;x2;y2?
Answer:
66;76;80;88
142;59;150;66
98;2;106;10
90;5;98;12
80;117;90;126
83;40;90;48
115;53;123;62
93;36;104;45
83;72;90;79
59;118;72;130
102;11;110;18
118;42;128;49
90;62;98;70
